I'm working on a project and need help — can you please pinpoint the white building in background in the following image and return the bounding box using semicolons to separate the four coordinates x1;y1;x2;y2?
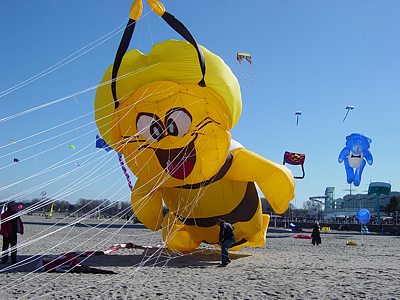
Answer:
323;182;399;218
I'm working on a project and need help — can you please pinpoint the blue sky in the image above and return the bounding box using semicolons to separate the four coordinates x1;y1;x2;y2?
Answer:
0;0;399;208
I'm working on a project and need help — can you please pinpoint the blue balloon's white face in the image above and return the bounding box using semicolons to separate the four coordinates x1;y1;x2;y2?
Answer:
344;134;371;169
348;152;363;168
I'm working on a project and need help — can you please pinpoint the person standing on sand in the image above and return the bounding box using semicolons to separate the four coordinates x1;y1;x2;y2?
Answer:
216;219;235;267
311;221;321;246
1;201;24;264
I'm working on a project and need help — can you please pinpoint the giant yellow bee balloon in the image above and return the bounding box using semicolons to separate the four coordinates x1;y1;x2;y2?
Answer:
95;0;295;251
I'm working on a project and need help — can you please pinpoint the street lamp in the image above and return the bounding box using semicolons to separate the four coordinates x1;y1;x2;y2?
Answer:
343;184;357;196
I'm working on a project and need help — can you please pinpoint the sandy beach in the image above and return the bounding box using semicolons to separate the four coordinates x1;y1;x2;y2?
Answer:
1;215;399;300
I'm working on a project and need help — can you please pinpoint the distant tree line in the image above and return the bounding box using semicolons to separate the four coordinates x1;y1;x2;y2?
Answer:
384;196;400;213
261;198;318;219
19;198;131;217
18;195;395;220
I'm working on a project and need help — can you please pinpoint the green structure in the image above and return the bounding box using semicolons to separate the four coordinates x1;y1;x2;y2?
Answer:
324;187;335;211
368;182;391;224
368;182;391;196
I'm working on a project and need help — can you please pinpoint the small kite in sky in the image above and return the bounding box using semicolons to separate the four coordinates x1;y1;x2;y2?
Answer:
237;52;252;65
343;105;354;122
295;111;302;126
283;151;306;179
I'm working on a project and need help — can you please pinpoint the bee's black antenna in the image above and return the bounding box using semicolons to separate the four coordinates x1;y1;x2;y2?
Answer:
160;11;206;87
112;1;143;109
111;0;206;110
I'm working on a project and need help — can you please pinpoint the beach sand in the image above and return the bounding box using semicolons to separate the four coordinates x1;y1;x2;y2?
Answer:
1;215;399;299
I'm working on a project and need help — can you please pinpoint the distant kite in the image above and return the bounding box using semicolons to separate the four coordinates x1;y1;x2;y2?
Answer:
96;135;132;191
13;158;20;163
283;151;306;179
237;52;252;65
295;111;302;126
95;135;112;152
236;52;252;94
343;105;354;122
69;145;76;150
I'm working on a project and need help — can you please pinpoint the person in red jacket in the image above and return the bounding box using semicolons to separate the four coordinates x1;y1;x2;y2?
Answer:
1;201;24;264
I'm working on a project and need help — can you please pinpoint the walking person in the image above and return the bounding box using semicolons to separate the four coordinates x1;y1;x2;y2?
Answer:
1;201;24;264
311;221;321;246
216;219;235;267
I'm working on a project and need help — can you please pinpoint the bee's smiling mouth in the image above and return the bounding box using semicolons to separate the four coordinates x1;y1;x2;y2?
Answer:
155;139;196;180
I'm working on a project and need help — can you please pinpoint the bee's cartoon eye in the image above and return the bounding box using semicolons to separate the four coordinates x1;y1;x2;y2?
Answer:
165;108;192;137
136;114;165;142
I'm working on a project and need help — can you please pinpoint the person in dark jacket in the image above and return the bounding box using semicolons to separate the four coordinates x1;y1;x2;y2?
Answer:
311;221;321;246
1;201;24;264
216;219;235;267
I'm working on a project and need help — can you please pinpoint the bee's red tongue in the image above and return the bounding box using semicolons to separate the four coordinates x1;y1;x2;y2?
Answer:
155;139;197;180
167;160;195;180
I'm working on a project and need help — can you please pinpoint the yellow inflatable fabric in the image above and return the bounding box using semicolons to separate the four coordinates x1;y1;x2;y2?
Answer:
346;241;358;246
95;40;295;251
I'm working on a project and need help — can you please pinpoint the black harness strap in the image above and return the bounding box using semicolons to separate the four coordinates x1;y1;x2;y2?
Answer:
111;8;206;110
111;19;137;109
161;12;206;87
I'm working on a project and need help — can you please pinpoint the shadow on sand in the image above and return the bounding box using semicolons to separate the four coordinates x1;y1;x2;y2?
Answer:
0;249;251;273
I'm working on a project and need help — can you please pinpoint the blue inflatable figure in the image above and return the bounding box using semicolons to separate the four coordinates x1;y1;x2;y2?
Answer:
356;208;371;225
338;133;373;187
95;134;112;152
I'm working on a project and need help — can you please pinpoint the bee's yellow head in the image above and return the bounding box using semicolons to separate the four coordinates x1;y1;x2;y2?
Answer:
95;40;241;185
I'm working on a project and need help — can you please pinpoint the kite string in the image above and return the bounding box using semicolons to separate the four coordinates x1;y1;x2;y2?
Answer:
0;62;161;124
0;18;127;100
0;8;231;298
2;70;234;300
0;7;155;100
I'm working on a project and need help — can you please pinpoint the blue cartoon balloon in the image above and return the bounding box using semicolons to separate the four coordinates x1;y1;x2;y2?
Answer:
338;133;373;187
356;208;371;225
